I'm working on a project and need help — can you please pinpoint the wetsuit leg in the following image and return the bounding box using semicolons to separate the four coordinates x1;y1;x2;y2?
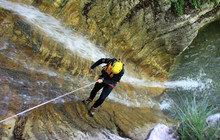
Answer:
92;85;113;108
89;82;104;100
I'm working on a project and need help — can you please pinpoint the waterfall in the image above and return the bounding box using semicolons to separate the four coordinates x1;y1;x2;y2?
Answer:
0;0;107;62
122;76;203;89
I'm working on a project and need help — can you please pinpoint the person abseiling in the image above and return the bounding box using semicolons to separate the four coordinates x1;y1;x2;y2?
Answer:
82;58;124;117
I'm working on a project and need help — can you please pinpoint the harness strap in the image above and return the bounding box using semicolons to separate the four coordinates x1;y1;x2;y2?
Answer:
103;62;114;78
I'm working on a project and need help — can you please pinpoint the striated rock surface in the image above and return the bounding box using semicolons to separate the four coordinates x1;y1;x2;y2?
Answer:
0;38;174;139
0;0;219;139
1;0;219;81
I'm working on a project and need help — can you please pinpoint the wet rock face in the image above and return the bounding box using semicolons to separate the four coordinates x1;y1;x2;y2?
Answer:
53;0;219;79
0;0;219;139
1;0;220;81
0;37;172;139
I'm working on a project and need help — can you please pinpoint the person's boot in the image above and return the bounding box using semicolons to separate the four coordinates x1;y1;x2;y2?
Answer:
82;98;92;105
88;107;96;117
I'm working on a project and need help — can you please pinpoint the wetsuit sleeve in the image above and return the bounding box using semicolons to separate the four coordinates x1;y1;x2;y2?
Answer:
90;58;112;69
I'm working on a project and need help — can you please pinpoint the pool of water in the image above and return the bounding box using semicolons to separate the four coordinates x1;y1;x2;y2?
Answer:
163;20;220;117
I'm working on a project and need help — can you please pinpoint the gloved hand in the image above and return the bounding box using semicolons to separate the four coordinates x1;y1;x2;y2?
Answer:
97;79;103;83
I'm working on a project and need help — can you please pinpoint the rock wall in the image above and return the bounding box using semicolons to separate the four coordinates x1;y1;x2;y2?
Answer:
0;0;219;139
32;0;219;79
1;0;220;81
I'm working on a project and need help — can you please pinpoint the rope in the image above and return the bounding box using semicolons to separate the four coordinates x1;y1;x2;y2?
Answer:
0;82;96;123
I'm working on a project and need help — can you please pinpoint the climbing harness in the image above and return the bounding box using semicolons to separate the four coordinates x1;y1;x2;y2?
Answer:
103;62;114;78
0;82;96;123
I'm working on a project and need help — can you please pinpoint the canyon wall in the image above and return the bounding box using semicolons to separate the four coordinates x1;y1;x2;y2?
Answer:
0;0;219;139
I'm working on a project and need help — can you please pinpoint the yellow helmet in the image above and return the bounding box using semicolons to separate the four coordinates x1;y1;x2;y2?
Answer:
111;61;123;74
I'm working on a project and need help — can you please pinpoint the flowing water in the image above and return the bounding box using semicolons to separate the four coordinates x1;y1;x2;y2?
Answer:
0;0;107;62
162;21;220;116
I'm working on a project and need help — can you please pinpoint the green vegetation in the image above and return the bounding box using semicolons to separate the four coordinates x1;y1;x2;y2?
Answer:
168;0;220;16
173;96;219;139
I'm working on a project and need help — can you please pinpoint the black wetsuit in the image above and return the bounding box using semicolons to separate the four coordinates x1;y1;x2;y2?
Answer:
89;58;124;108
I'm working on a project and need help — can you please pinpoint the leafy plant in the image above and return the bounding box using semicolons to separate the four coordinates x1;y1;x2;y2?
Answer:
168;0;220;16
188;0;210;8
168;0;184;16
173;96;219;139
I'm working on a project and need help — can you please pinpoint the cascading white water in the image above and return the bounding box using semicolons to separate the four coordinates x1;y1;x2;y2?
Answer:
0;0;107;62
122;76;204;89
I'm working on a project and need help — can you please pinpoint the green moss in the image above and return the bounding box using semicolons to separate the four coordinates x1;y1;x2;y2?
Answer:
168;0;219;16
